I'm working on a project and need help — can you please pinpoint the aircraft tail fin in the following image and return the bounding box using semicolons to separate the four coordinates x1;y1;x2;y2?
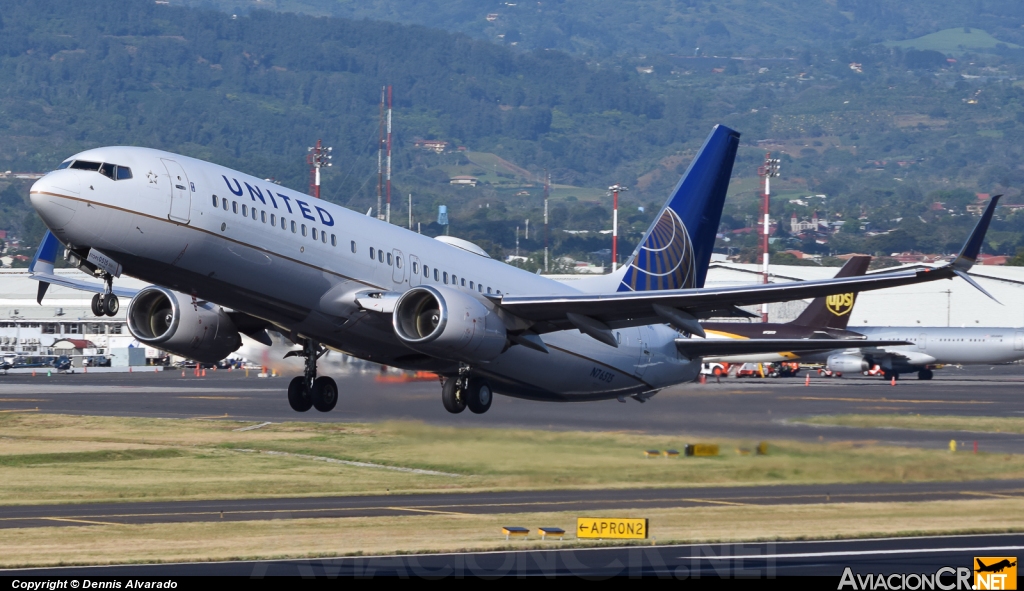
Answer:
618;124;740;292
791;255;871;330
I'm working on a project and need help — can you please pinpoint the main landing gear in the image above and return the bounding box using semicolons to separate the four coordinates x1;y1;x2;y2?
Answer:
441;371;493;415
285;338;337;413
90;274;119;317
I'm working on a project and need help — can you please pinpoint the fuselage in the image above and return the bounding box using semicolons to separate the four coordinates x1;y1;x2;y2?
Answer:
30;146;699;401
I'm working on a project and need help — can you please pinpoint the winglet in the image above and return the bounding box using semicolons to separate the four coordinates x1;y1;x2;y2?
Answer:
952;194;1000;271
29;231;61;304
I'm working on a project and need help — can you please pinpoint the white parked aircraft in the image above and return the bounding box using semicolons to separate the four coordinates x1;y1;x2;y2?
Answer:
26;125;999;413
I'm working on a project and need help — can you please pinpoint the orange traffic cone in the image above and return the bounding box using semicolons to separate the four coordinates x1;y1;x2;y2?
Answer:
805;374;810;387
699;374;706;385
890;375;896;386
31;370;36;377
201;368;206;377
182;370;186;377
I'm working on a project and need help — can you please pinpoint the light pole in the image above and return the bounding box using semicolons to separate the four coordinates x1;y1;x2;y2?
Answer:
608;184;628;272
757;153;781;322
307;140;332;198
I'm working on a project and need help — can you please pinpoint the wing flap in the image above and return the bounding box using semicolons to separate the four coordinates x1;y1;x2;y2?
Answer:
674;338;911;361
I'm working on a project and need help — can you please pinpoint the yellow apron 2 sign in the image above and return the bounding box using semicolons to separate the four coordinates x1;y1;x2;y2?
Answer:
577;517;648;539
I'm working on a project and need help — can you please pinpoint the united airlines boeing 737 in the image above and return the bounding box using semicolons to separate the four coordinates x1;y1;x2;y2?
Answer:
25;126;999;414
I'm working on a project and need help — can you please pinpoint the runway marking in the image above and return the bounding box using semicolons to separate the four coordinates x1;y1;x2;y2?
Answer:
180;396;243;400
0;399;48;402
689;545;1024;561
234;422;273;432
44;517;120;526
960;491;1024;500
780;396;993;405
233;449;461;477
0;409;40;414
192;414;231;419
386;507;471;516
678;498;750;506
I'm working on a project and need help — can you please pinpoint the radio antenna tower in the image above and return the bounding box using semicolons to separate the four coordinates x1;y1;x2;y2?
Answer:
544;170;550;273
386;85;393;223
608;184;628;272
757;153;781;322
307;139;332;198
376;86;385;220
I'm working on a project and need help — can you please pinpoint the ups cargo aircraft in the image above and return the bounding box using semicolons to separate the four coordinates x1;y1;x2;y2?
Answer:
26;125;1000;414
701;255;1024;380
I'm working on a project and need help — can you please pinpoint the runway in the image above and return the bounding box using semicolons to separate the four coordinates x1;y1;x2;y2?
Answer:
3;479;1024;530
1;365;1023;452
5;533;1023;577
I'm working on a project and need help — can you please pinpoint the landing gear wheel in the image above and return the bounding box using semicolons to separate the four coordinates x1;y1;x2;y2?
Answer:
466;378;493;414
918;369;933;380
287;376;313;412
91;294;103;317
311;376;338;412
101;293;119;317
441;378;466;414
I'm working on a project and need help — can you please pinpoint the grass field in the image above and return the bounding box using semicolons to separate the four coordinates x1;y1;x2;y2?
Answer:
4;414;1024;506
793;414;1024;435
3;498;1024;567
885;28;1021;52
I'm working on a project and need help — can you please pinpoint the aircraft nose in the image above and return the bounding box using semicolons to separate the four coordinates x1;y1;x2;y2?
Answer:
30;172;80;230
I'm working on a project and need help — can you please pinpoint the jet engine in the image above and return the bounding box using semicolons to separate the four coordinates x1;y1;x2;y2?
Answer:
392;285;506;363
126;286;242;363
826;353;869;374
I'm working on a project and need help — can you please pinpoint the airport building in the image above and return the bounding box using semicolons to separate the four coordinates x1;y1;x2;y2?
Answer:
2;262;1024;361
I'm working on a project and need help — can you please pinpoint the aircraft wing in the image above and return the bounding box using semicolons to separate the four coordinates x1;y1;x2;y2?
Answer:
674;338;910;360
494;196;1001;344
28;231;139;303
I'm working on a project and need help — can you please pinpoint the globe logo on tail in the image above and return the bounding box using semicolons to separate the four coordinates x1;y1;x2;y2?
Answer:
619;208;696;291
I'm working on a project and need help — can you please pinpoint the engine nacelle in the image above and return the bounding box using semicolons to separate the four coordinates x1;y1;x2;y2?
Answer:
126;286;241;363
392;285;506;363
826;353;868;374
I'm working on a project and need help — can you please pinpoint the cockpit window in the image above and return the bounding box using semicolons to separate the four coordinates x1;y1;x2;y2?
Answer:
99;163;116;180
57;160;72;170
70;160;101;171
116;166;132;180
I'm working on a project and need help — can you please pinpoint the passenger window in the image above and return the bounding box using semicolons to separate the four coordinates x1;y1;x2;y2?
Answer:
251;208;257;220
452;275;457;285
487;287;492;294
497;290;502;295
301;224;307;237
351;240;357;253
270;213;276;225
321;232;327;244
387;253;393;266
242;204;248;217
434;269;439;281
477;284;482;292
116;166;132;180
378;249;384;263
212;195;219;208
370;247;375;260
57;160;72;170
291;220;297;233
461;278;466;287
232;201;238;214
222;199;228;211
261;211;267;223
99;163;116;180
443;272;449;284
396;256;402;268
413;262;418;274
331;234;337;247
312;228;318;241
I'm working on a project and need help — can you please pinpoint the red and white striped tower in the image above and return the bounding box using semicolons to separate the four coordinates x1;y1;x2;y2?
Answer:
385;85;393;223
307;139;332;198
608;184;628;272
757;153;781;322
377;86;385;220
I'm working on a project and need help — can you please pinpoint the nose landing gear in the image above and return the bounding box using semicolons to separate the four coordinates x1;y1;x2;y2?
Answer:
285;338;337;413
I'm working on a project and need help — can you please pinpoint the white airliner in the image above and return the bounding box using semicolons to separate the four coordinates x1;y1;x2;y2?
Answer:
26;126;999;413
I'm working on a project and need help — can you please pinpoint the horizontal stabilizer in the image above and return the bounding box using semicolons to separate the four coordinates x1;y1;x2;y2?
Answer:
674;338;910;361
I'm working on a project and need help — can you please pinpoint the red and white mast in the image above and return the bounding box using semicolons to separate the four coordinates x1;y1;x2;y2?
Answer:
608;184;628;272
377;86;385;220
386;85;393;223
307;139;332;198
757;153;781;322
